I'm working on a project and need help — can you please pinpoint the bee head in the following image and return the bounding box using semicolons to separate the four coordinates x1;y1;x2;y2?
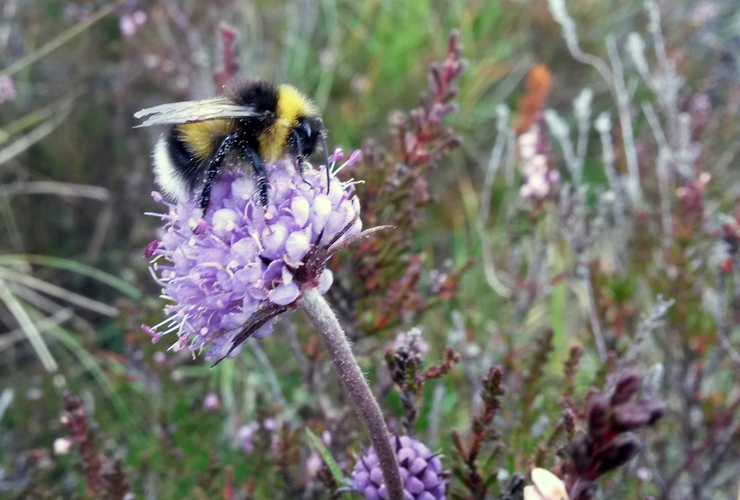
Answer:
288;116;323;160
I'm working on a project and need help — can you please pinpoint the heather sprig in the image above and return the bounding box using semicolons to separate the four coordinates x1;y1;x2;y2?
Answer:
517;121;560;202
335;30;467;335
213;23;240;89
386;327;460;433
59;394;130;500
451;366;505;500
392;30;465;169
562;370;665;500
521;329;554;432
561;346;583;404
60;394;103;496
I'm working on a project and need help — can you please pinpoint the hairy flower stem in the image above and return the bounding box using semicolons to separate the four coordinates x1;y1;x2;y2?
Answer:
300;288;404;500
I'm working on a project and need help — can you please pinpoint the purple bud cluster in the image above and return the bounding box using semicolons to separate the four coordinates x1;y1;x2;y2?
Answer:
566;370;665;500
143;157;362;360
353;436;446;500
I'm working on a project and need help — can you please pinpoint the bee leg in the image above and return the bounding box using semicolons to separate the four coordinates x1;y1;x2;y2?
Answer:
294;157;315;191
200;133;238;216
241;146;267;207
288;128;311;181
295;157;305;175
321;132;331;188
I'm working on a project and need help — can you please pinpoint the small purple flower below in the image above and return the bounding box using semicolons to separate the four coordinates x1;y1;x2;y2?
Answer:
0;76;16;104
143;155;362;361
353;435;446;500
236;422;259;453
202;392;219;410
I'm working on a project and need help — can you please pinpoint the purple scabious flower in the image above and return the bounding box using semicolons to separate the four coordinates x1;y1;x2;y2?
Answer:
143;154;362;361
352;435;446;500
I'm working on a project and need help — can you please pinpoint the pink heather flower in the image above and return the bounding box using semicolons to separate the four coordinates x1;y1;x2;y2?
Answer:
392;327;429;356
203;392;219;410
353;435;446;500
143;156;362;361
518;125;559;200
0;76;16;104
263;417;277;432
236;422;259;453
119;10;147;38
306;451;323;477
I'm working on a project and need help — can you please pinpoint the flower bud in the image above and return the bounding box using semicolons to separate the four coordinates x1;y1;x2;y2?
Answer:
353;436;446;500
610;370;642;406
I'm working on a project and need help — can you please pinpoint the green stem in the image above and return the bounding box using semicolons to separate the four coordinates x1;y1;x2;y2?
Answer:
300;288;404;500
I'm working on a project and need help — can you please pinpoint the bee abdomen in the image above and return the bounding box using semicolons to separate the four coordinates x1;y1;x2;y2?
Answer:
152;128;203;202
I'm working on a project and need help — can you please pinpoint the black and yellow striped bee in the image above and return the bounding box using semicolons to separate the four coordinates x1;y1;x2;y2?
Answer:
135;80;328;213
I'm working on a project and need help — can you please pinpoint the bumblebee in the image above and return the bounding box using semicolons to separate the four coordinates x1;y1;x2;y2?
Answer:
135;80;328;213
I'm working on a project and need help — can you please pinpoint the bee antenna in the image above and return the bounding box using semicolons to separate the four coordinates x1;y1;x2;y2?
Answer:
322;132;331;187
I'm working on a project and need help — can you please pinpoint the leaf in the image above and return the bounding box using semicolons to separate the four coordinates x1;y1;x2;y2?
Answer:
305;427;345;485
0;254;141;299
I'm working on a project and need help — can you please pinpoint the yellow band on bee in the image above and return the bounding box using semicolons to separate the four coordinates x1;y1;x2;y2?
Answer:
258;84;316;163
177;119;234;160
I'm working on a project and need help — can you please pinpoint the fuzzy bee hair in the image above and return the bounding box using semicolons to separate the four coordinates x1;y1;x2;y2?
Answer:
135;80;327;213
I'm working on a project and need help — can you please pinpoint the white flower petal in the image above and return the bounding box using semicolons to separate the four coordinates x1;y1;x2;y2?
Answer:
282;264;294;284
310;194;332;234
54;437;73;455
261;223;288;257
531;468;569;500
211;208;239;235
285;228;311;262
523;485;544;500
291;195;311;227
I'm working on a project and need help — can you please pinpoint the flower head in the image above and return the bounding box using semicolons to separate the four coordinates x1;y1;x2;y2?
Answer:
143;155;363;361
352;435;446;500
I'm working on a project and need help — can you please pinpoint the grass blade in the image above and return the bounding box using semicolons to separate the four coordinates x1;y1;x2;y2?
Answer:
0;277;58;372
0;254;141;300
305;427;345;485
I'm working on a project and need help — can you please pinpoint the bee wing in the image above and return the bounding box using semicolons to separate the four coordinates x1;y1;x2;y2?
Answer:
133;98;264;127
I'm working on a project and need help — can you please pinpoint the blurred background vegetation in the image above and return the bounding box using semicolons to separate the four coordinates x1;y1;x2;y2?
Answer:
1;0;740;498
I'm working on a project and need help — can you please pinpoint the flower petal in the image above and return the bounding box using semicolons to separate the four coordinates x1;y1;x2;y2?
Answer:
291;195;310;227
318;269;333;294
285;227;311;262
270;282;300;305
